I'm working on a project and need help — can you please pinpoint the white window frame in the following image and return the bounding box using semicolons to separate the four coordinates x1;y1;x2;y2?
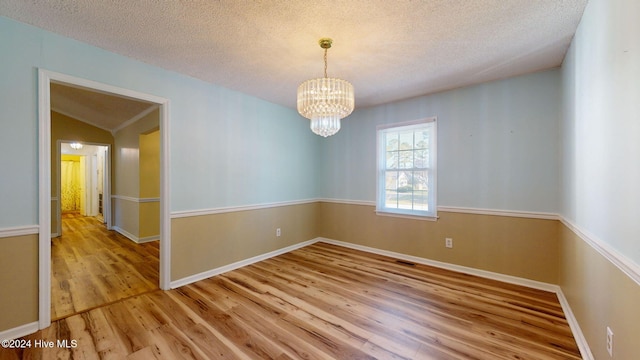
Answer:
376;117;437;220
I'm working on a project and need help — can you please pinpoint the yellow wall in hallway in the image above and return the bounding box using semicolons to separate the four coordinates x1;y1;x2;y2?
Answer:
61;155;81;162
138;129;160;239
139;130;160;199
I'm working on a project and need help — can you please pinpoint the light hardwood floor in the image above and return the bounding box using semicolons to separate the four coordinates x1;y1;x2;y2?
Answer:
5;242;580;359
51;212;159;320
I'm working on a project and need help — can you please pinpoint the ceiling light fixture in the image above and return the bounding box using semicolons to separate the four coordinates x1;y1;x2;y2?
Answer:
69;142;83;150
297;38;354;137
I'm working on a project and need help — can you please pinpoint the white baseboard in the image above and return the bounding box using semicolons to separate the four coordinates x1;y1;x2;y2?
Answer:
137;235;159;244
169;238;319;289
556;288;594;360
317;237;593;360
112;226;158;244
112;226;136;242
0;321;39;341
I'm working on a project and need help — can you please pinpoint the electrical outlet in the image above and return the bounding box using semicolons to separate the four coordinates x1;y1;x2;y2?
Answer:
445;238;453;248
606;326;613;357
276;228;281;237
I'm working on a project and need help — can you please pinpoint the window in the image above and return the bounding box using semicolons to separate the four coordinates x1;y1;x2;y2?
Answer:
376;118;437;219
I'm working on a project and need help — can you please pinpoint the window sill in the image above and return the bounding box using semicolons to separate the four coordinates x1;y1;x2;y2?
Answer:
375;210;438;221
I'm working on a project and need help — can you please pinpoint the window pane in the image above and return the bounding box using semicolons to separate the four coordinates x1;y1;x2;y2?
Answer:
385;191;398;208
414;149;428;168
398;150;413;169
397;171;411;192
413;190;429;210
413;170;428;190
385;171;398;190
386;134;398;151
397;191;413;209
399;132;413;150
415;130;429;149
386;151;398;169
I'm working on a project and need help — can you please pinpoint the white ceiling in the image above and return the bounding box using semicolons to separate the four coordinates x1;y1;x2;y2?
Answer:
60;142;105;156
51;82;157;132
1;0;588;127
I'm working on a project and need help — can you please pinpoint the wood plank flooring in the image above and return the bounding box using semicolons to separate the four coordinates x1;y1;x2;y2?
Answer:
4;242;581;359
51;212;159;320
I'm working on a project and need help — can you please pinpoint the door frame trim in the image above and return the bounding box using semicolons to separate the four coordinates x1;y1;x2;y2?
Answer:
38;69;171;329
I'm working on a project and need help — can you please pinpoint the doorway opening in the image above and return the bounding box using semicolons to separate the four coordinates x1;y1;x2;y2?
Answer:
38;69;171;329
57;142;109;233
51;141;157;320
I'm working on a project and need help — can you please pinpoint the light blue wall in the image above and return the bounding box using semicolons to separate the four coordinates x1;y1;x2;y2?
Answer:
320;70;561;213
0;16;41;227
561;0;640;264
0;16;319;228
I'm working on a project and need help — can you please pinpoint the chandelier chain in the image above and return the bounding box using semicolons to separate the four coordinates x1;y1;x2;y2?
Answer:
324;48;328;78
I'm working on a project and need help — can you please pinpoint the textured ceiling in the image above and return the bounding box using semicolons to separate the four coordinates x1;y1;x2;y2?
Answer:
2;0;587;115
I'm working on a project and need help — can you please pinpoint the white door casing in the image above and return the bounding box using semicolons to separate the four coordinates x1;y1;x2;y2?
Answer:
38;69;171;329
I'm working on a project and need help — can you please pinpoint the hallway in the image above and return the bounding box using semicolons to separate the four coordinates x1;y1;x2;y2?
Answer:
51;212;159;320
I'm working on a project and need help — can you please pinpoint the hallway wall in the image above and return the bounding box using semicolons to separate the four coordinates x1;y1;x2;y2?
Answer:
112;108;160;242
51;111;114;236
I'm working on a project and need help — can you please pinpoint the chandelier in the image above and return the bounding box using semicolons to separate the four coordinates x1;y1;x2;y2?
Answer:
297;38;354;137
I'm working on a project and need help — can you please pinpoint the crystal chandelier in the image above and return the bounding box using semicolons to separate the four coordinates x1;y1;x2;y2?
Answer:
297;38;354;137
